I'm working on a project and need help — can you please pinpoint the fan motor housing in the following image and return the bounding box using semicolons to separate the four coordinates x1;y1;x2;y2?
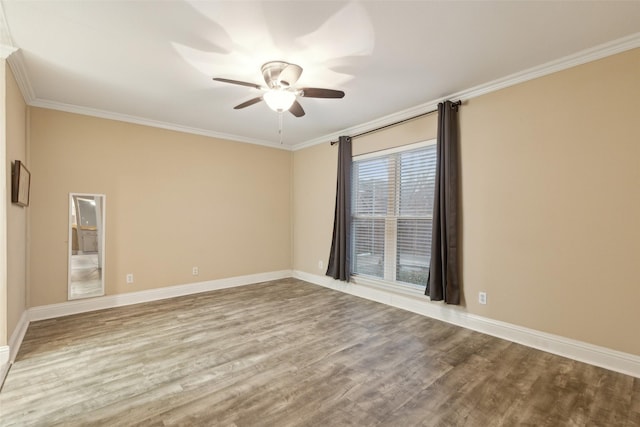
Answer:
261;61;302;88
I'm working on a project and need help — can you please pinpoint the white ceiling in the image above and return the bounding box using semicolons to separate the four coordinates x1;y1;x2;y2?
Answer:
1;1;639;149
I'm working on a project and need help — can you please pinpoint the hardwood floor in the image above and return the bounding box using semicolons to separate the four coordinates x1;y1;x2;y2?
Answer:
1;278;638;426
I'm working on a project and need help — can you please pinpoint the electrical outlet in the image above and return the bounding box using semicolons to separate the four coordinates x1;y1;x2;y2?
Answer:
478;291;487;305
126;273;134;284
318;260;323;270
192;267;199;276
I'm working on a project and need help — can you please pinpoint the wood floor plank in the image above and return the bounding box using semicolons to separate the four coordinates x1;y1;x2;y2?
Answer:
627;378;640;427
1;278;637;426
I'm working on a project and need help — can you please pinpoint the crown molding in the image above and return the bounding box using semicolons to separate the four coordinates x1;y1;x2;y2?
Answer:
29;98;292;151
292;100;441;151
452;31;640;102
0;0;15;55
6;49;35;102
0;0;285;151
1;0;35;100
292;31;640;151
0;43;16;59
9;29;639;153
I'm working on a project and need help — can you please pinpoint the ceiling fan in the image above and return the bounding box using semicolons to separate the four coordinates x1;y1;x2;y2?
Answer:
213;61;345;117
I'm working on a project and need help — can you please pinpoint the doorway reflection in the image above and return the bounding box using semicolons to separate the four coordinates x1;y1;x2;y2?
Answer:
69;193;105;300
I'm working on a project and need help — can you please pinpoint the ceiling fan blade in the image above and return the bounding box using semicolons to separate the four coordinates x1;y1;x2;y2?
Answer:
234;97;263;109
213;77;262;90
300;88;345;99
279;64;303;87
289;100;305;117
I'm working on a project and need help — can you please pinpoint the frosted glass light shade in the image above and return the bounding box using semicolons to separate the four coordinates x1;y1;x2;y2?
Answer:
263;90;296;112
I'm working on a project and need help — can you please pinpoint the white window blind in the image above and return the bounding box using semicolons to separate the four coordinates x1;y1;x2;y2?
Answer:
351;141;437;287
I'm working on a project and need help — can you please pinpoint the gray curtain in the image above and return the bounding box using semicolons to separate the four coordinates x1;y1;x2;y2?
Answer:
426;101;460;304
326;136;352;281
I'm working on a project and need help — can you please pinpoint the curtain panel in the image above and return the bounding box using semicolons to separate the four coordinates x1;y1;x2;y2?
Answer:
426;101;461;304
326;136;352;281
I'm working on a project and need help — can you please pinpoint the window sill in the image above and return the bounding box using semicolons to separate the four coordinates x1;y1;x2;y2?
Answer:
351;275;427;300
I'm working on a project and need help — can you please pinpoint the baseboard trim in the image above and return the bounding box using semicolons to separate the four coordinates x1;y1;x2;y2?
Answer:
0;310;29;389
0;345;9;388
0;345;8;367
4;270;291;380
8;310;29;363
29;270;292;322
292;270;640;379
14;269;640;380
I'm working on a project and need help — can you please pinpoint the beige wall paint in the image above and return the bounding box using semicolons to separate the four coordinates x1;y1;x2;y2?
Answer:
460;48;640;355
353;114;438;157
293;48;640;356
15;47;640;358
29;108;292;307
0;61;6;347
6;63;28;341
292;142;336;275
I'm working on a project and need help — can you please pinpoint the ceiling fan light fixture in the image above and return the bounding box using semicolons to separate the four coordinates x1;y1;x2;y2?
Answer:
214;61;343;119
263;90;296;112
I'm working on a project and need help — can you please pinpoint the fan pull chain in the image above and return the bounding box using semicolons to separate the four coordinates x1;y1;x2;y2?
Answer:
278;111;284;144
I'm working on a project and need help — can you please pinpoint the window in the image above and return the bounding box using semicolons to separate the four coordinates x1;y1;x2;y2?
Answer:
351;140;437;288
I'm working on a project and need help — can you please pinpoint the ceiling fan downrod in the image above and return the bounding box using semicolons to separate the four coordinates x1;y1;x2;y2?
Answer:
278;111;284;144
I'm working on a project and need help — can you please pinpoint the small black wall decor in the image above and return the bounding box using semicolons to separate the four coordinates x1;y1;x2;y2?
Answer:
11;160;31;207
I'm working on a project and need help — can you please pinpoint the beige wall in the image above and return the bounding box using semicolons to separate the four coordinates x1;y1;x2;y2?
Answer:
293;48;640;356
29;109;292;307
12;47;640;358
292;142;336;276
6;63;28;341
353;114;439;157
0;60;6;347
460;48;640;355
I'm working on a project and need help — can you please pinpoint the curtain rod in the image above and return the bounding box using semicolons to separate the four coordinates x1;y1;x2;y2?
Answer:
331;100;461;145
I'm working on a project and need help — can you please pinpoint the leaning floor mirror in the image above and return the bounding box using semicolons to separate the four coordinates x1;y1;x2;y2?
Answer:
68;193;106;300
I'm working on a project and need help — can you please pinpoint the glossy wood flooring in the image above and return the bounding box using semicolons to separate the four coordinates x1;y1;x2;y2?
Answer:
1;278;638;426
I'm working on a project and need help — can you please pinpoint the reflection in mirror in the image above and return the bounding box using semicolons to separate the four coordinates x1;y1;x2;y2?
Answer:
69;193;105;300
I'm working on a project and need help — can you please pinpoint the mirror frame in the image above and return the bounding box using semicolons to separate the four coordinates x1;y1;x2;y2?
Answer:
68;193;106;300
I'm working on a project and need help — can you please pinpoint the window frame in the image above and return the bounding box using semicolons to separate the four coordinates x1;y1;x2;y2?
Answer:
351;139;436;292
